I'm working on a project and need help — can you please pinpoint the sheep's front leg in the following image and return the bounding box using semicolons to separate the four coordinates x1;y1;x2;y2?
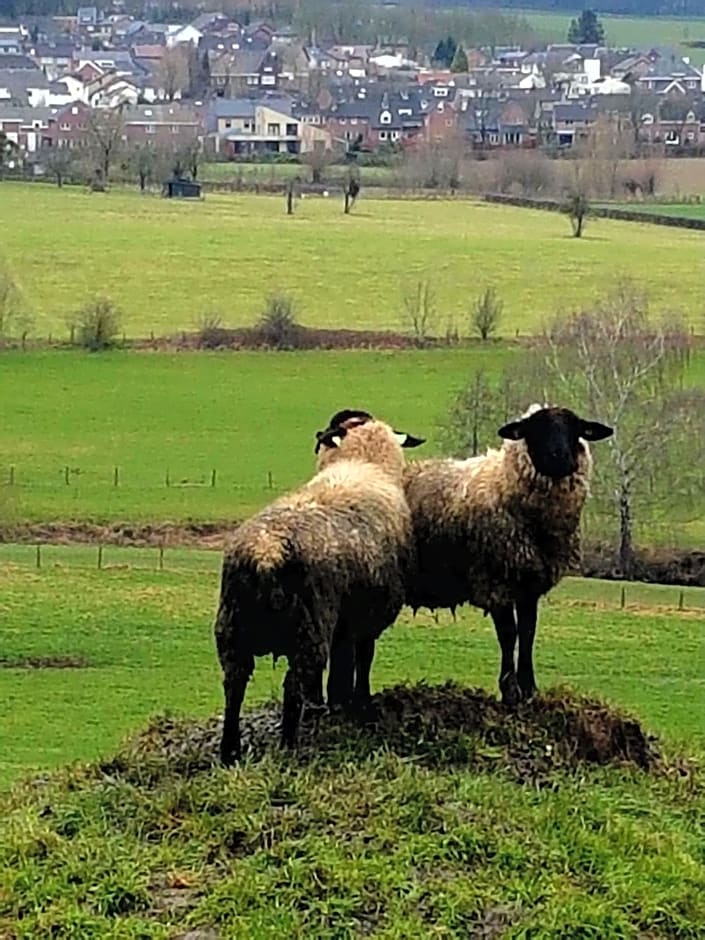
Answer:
491;604;520;707
516;595;538;701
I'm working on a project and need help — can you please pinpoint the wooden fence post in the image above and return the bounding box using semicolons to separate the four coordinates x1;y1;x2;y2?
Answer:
620;585;626;609
211;469;216;488
158;545;164;571
8;465;14;486
35;545;41;570
113;466;119;487
97;545;103;570
64;466;70;485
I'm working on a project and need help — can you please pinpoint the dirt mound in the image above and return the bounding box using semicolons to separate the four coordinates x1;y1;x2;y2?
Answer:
101;682;662;788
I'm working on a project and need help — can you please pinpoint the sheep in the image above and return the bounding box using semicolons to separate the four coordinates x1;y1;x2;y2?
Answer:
326;405;612;709
214;409;424;765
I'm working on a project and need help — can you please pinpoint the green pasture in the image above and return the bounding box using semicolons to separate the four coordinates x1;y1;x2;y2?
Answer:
3;184;705;337
609;201;705;220
0;554;703;787
524;9;705;64
2;348;704;548
199;161;393;184
2;553;704;936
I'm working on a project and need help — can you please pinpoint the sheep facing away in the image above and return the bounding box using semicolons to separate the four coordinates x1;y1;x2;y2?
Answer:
214;410;424;765
327;405;613;709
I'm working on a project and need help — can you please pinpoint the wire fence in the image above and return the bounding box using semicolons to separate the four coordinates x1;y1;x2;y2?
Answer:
1;543;703;611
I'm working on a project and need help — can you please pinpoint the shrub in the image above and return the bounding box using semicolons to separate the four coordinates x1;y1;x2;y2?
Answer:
471;287;503;341
401;279;437;347
195;312;230;349
255;294;302;349
73;297;122;351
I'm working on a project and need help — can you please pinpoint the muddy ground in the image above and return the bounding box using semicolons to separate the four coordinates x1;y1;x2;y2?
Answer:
4;522;703;586
101;682;668;789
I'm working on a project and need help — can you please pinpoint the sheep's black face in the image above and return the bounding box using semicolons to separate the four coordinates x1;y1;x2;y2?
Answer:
498;407;613;480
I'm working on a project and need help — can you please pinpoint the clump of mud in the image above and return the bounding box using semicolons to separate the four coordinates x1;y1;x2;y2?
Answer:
101;683;664;787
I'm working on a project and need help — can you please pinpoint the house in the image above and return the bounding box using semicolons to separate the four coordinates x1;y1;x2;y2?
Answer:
0;69;53;108
122;103;202;145
551;99;600;146
636;62;701;96
28;40;78;80
0;28;25;56
459;97;533;148
165;24;202;48
325;89;428;148
639;97;705;148
0;104;52;154
86;72;140;109
45;100;92;149
210;47;284;94
208;96;331;156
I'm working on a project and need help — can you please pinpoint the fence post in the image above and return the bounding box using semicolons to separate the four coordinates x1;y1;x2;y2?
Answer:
165;468;171;487
36;545;41;570
64;465;70;485
678;589;685;611
158;545;164;571
8;465;14;486
97;545;103;570
620;585;626;609
113;466;119;487
211;468;216;488
267;471;273;489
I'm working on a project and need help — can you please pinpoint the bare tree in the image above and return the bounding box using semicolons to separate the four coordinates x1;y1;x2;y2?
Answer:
541;283;705;576
301;146;334;185
494;150;554;197
157;46;190;101
401;278;436;347
564;191;589;237
442;369;495;456
86;108;125;183
579;113;632;199
343;167;360;214
42;147;75;188
471;286;503;340
171;139;201;180
0;266;32;344
128;142;159;192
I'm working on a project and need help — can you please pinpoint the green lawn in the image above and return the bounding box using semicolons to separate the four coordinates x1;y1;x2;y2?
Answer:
524;9;705;65
2;348;704;547
1;556;703;936
609;201;705;220
0;555;702;786
3;184;705;338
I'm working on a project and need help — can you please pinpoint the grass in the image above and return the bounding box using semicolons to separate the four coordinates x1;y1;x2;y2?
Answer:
523;9;705;65
1;556;704;936
199;161;393;184
1;348;704;548
0;554;703;788
609;201;705;220
3;183;705;337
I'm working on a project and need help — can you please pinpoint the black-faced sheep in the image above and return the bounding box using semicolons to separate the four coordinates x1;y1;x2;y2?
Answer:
327;405;612;709
214;410;424;765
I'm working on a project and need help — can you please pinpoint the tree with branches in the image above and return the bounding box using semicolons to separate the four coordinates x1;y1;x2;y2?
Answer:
86;108;125;183
42;147;75;188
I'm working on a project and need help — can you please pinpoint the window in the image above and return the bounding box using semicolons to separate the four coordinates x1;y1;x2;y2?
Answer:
267;122;280;135
390;130;400;141
261;74;275;85
378;130;387;140
60;122;70;130
246;75;258;85
379;109;391;124
171;125;179;134
145;124;155;134
286;123;297;136
244;121;253;131
350;117;357;125
224;120;232;128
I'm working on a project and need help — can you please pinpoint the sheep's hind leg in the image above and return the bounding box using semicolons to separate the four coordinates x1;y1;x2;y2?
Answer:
220;655;254;766
282;644;327;750
491;604;520;707
352;637;375;710
327;627;355;707
516;595;538;701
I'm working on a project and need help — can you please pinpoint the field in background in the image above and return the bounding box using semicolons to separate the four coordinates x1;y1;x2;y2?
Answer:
609;201;705;220
3;184;705;337
0;553;702;786
523;9;705;64
1;348;704;547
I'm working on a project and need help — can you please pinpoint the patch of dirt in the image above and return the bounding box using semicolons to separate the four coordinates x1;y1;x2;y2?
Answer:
100;682;665;788
0;654;92;669
137;325;450;351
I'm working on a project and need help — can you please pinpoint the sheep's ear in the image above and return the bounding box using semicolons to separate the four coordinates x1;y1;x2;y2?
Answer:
497;419;526;441
580;420;613;441
394;431;425;449
315;427;347;454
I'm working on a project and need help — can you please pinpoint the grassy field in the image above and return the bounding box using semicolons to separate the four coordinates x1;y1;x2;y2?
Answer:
0;552;703;786
3;184;705;337
1;555;704;935
524;9;705;64
199;161;393;184
609;201;705;220
2;348;704;548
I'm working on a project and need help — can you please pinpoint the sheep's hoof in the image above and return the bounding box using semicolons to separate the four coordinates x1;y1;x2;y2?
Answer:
499;673;521;708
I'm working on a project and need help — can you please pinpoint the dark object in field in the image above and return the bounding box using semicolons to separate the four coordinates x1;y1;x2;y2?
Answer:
214;412;423;765
163;177;202;199
102;682;662;788
0;654;91;670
